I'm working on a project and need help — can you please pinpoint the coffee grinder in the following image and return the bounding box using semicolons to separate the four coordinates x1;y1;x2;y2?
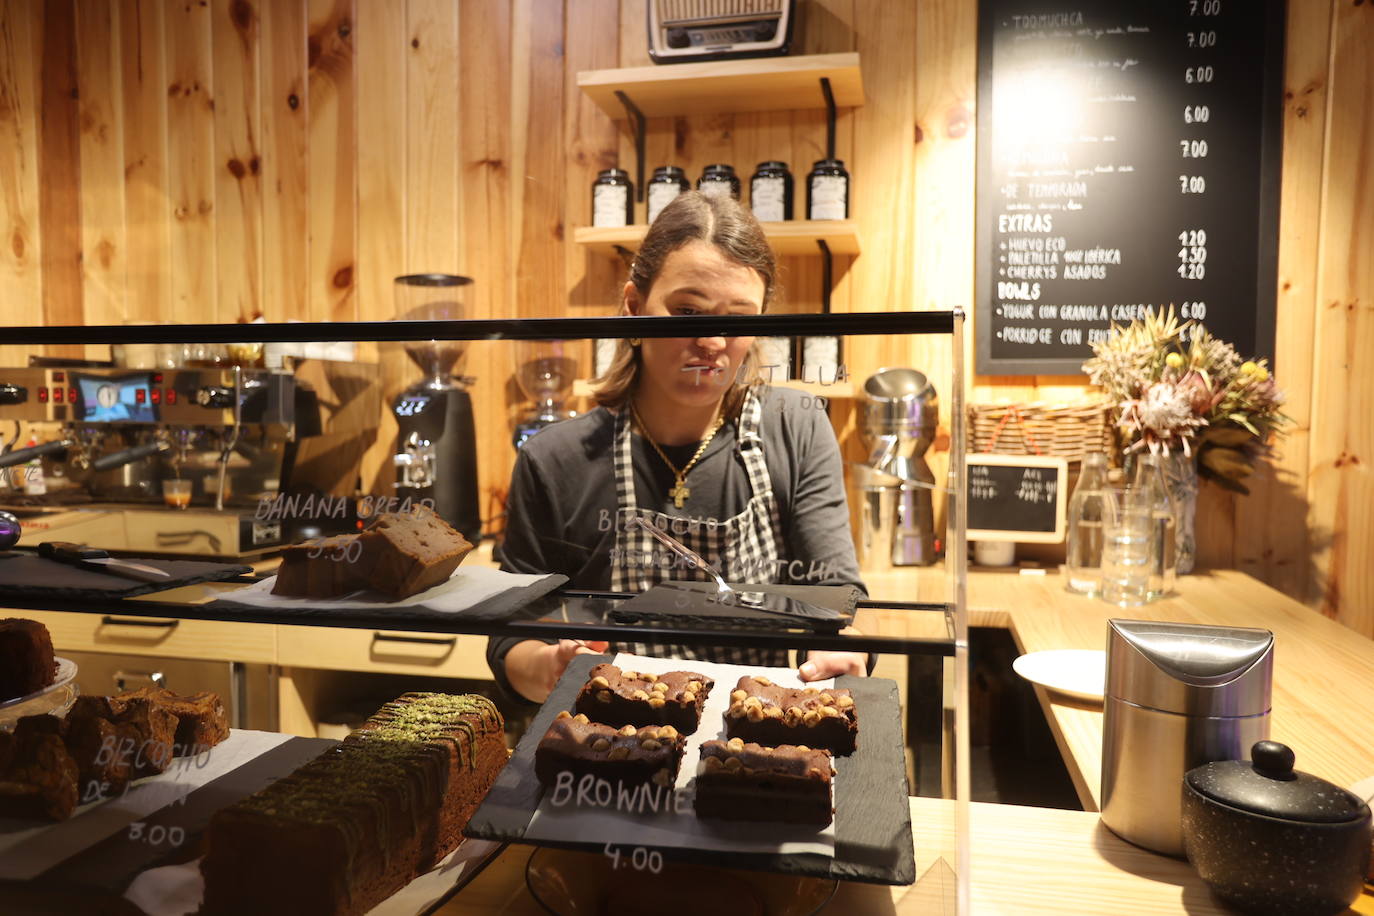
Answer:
392;274;481;542
512;340;578;450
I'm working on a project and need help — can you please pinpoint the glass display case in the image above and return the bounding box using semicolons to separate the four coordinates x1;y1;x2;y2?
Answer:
0;310;970;914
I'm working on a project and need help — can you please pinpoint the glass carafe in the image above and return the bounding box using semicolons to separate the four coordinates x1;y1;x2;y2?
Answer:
1131;453;1179;599
1065;452;1109;596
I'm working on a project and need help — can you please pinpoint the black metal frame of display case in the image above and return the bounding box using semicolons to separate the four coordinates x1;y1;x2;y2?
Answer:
0;310;972;911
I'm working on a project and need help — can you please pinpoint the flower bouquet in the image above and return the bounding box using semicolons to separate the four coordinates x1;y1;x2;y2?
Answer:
1082;307;1288;495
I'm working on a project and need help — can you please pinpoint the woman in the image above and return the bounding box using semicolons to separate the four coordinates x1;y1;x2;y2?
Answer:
488;191;868;703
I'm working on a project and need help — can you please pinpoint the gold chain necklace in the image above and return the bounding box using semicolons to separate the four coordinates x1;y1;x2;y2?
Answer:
629;402;725;508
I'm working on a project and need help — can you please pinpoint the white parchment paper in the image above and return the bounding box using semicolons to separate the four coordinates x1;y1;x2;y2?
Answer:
220;565;551;613
0;729;292;881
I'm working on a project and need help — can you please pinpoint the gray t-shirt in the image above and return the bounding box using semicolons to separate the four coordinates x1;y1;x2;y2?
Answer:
497;385;865;592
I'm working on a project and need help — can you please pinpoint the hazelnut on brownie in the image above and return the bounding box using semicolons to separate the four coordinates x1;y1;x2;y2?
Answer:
723;675;858;756
572;664;713;735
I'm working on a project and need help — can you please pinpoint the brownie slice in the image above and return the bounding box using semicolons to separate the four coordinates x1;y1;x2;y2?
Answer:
64;714;137;795
573;664;713;735
117;686;230;751
694;738;835;826
723;675;858;756
0;618;56;702
0;729;79;821
534;712;685;791
67;695;180;778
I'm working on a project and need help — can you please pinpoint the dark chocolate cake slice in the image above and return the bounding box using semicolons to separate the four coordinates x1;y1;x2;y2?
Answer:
0;618;56;702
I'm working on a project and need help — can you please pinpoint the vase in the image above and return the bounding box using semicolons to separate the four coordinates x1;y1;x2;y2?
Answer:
1161;451;1199;574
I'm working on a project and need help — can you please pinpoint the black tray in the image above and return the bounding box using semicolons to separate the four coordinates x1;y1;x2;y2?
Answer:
465;653;915;886
0;553;252;599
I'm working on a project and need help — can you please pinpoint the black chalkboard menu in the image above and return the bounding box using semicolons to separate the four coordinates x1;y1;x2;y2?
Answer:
975;0;1286;375
966;454;1068;542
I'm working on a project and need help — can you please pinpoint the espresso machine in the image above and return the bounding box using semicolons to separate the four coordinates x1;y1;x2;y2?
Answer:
854;368;939;568
0;357;378;557
392;274;481;543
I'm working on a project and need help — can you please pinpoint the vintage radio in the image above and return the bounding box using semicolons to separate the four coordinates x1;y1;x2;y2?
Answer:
648;0;795;64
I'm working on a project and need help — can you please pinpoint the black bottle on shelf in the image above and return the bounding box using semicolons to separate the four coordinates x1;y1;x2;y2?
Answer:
591;168;634;227
750;160;793;222
697;163;741;200
647;166;691;223
806;158;850;220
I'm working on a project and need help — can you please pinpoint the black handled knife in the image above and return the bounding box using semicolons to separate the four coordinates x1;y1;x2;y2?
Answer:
38;541;172;583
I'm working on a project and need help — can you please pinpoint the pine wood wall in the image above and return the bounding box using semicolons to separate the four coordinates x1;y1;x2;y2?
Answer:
0;1;1369;634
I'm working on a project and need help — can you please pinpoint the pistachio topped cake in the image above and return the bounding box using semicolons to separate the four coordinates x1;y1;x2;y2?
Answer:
199;693;507;916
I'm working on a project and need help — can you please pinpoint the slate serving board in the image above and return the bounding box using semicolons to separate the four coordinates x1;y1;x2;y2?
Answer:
0;553;252;599
466;653;916;886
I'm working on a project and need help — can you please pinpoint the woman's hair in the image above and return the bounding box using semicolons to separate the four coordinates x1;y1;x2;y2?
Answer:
591;191;778;418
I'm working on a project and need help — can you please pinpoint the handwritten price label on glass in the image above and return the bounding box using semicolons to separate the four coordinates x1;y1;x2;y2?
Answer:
127;822;187;848
602;842;664;873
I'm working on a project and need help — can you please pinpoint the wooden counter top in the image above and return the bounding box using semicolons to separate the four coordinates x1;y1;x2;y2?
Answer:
949;567;1374;811
445;796;1371;915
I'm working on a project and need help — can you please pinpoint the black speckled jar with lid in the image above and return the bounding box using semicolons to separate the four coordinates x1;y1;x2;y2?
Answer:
591;168;634;227
696;164;741;200
749;161;793;222
1181;740;1372;916
646;166;690;223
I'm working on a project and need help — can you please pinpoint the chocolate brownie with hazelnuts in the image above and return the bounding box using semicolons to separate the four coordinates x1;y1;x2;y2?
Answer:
723;675;858;756
572;663;713;735
534;711;686;790
694;737;835;826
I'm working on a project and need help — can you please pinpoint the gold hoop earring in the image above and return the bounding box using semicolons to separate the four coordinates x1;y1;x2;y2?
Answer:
628;338;641;347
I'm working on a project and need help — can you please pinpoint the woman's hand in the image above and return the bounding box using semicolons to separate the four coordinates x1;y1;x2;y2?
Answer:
798;626;869;681
505;638;610;703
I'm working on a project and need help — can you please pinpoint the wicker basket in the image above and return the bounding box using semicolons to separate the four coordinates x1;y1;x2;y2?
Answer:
968;401;1115;463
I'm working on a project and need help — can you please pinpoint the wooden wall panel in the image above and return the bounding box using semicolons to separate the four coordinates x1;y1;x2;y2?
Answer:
403;0;459;275
74;0;126;353
354;0;406;495
260;0;308;322
1309;0;1374;632
37;0;82;358
164;0;215;323
306;0;356;323
1220;0;1333;598
460;0;516;531
211;0;263;324
0;0;44;347
0;0;1369;631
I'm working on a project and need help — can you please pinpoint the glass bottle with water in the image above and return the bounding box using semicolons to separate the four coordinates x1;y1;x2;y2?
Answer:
1065;452;1109;596
1131;453;1178;599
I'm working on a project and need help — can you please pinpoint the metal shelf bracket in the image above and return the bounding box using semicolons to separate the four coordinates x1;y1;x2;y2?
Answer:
614;90;647;203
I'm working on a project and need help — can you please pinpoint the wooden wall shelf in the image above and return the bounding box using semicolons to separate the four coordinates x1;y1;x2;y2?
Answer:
577;52;864;120
574;220;860;257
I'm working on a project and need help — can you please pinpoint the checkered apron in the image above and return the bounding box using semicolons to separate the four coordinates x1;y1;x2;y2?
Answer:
611;388;787;666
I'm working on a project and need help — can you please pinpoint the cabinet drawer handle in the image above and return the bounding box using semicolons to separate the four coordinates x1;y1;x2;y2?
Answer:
371;633;456;649
100;616;180;630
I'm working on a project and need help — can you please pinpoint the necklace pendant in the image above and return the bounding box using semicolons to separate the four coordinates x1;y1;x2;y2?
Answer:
669;480;690;508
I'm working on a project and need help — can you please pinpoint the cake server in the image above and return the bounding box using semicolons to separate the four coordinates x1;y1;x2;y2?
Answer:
38;541;172;583
627;517;735;605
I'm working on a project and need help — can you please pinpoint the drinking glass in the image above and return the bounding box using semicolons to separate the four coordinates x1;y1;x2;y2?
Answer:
1099;487;1155;607
162;479;192;510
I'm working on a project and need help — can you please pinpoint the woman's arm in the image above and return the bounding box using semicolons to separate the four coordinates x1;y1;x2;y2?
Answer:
777;395;873;678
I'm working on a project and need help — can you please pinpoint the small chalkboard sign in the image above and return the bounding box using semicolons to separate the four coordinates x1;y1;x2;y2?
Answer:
966;454;1068;543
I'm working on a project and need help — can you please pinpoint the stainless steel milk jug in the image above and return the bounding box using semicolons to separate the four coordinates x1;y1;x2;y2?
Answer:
1099;618;1274;856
